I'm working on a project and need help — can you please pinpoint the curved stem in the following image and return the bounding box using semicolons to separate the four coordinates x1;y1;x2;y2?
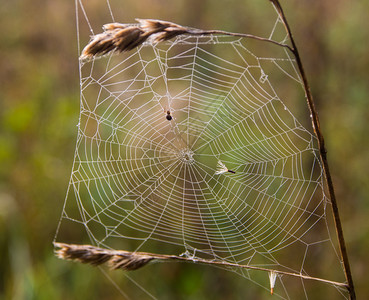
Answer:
186;29;294;52
269;0;356;299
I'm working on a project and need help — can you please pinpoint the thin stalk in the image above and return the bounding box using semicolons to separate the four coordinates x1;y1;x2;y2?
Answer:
187;29;294;52
269;0;356;299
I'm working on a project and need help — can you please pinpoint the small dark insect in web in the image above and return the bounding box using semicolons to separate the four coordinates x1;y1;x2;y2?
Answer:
166;110;172;121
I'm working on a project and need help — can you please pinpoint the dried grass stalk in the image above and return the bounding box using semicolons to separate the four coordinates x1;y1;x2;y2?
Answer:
53;242;349;289
80;18;293;61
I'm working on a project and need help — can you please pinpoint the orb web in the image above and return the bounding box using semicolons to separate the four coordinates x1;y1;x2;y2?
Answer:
54;1;350;298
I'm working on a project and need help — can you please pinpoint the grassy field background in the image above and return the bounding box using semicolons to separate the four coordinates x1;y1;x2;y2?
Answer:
1;0;368;299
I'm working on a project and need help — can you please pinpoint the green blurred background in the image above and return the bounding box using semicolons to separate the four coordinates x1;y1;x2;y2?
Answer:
1;0;368;299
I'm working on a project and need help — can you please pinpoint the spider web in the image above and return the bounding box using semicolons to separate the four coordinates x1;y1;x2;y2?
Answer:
55;0;349;298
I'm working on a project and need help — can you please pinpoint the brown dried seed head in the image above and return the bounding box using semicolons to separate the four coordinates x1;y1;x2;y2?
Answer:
103;22;129;31
55;243;112;266
112;27;146;51
136;19;187;32
110;254;154;271
80;19;190;60
153;30;187;43
80;32;116;60
54;243;157;271
80;26;146;60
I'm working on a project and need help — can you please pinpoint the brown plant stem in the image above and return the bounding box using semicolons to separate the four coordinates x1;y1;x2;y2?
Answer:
269;0;356;299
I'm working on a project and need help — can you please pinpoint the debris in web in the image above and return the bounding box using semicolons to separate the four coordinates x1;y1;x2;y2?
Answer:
268;271;277;295
215;160;236;175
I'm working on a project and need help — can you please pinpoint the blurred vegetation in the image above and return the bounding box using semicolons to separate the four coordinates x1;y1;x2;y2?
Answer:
1;0;368;299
